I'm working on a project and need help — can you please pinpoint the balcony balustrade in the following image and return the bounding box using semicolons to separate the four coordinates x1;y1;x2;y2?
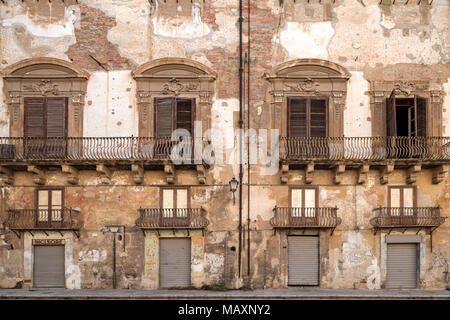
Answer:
370;207;446;232
5;208;81;231
135;207;209;229
281;136;450;163
270;207;341;230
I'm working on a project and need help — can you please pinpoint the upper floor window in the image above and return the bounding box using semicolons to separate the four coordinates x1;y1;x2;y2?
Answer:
2;58;89;138
132;58;216;139
265;59;350;138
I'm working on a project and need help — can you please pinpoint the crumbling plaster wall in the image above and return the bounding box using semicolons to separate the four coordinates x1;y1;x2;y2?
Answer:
0;0;449;290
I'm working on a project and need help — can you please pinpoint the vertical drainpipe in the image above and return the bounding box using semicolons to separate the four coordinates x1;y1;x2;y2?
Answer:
238;0;244;279
247;0;251;278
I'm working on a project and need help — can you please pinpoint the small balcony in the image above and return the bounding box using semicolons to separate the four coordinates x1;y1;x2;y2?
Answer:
280;136;450;165
5;208;81;236
370;207;446;234
135;208;209;230
270;207;341;233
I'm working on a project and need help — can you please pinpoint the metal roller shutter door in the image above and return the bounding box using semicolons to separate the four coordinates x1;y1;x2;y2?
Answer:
288;236;319;286
33;245;65;288
387;243;418;289
159;238;191;288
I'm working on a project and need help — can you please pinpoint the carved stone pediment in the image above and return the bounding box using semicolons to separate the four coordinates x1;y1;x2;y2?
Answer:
161;78;198;96
24;80;59;96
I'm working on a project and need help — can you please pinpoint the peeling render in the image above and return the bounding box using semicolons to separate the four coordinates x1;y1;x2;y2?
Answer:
0;0;449;291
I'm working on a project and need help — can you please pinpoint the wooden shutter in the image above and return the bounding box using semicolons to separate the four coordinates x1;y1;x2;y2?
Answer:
46;98;67;137
289;98;307;137
176;99;193;134
415;95;427;137
24;98;45;138
155;98;174;137
310;99;327;137
387;91;397;136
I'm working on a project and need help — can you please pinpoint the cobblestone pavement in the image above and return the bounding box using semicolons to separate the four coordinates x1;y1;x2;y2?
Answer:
0;289;449;299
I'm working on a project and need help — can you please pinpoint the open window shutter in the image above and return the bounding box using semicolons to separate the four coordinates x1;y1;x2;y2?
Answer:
155;98;174;137
176;99;193;134
289;98;307;137
24;98;45;138
415;95;427;137
46;98;67;137
310;99;327;137
387;91;397;136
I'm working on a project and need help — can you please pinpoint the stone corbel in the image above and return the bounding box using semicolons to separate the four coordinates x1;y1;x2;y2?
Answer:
280;163;289;184
27;166;45;185
131;164;144;184
164;163;175;184
0;166;13;185
380;163;394;185
196;164;206;184
96;164;112;185
357;164;370;185
333;163;346;184
432;165;448;184
305;162;314;184
406;164;422;184
61;165;79;185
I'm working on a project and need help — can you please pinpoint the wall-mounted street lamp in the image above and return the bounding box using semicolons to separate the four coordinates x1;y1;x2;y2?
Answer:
229;177;239;205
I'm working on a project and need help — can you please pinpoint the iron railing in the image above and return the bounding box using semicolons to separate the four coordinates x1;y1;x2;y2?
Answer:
5;208;81;230
270;207;341;228
0;137;202;161
370;207;446;228
135;208;209;229
281;136;450;161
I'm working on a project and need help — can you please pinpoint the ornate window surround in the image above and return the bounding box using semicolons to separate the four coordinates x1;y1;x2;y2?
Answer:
1;58;89;138
264;58;351;137
367;80;444;137
131;58;216;138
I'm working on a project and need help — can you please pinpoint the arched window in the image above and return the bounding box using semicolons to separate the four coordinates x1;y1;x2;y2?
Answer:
2;58;89;139
265;59;350;138
132;58;216;139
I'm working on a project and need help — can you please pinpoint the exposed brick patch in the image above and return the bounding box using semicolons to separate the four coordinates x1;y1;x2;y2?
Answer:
66;3;134;71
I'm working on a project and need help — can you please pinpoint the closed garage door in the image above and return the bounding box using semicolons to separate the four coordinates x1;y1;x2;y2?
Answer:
387;243;418;289
288;236;319;286
159;238;191;288
33;245;65;288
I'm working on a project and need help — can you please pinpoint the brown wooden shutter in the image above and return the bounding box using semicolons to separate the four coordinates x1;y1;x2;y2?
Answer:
24;98;45;138
310;99;327;137
387;91;397;136
46;97;67;137
155;98;174;137
176;98;193;134
289;98;307;137
415;95;427;137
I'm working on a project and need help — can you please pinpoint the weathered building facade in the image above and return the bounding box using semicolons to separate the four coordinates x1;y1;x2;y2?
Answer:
0;0;449;290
